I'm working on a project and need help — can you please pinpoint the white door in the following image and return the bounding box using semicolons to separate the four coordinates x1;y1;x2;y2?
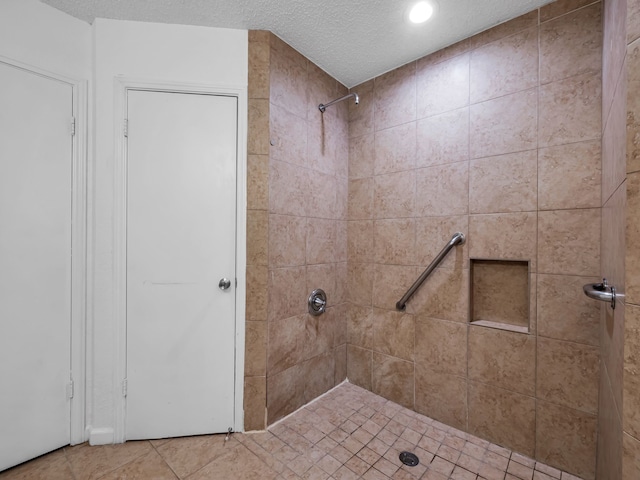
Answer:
125;90;237;440
0;63;73;470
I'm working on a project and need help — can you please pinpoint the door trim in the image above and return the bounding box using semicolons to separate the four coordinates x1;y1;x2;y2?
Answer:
0;55;88;446
112;78;247;443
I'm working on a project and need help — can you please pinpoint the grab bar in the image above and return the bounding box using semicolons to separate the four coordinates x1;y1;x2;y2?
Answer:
396;232;466;311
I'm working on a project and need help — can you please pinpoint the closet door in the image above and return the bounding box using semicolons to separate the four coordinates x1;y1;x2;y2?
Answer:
125;90;237;440
0;62;73;471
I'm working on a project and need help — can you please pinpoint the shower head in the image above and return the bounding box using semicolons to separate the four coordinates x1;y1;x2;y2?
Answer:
318;92;359;113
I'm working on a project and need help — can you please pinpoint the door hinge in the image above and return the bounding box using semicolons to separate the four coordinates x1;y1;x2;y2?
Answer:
67;380;74;399
70;117;76;136
122;378;128;397
123;118;128;137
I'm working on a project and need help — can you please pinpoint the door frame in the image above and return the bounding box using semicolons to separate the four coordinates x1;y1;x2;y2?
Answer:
0;55;88;446
112;78;247;443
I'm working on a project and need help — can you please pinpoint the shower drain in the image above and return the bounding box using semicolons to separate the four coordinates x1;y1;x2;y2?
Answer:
399;451;420;467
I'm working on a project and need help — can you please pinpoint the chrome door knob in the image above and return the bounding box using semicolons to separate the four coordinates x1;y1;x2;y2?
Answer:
218;278;231;290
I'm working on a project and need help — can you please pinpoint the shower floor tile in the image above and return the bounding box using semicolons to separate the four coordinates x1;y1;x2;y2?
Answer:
0;382;585;480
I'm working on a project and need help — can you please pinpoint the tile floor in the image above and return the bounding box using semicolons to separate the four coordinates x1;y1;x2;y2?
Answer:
0;382;585;480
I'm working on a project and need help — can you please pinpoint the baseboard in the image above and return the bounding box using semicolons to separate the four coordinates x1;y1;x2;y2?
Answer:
88;427;114;445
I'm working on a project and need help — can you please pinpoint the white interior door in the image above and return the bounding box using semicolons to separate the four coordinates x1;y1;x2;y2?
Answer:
125;90;237;440
0;62;73;470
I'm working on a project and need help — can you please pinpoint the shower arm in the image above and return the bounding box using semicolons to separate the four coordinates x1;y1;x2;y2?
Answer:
318;92;359;113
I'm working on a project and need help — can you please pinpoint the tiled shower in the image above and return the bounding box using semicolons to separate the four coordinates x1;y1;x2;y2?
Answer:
245;0;640;479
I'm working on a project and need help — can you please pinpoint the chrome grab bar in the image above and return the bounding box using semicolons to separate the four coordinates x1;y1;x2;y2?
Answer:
583;278;617;309
396;232;466;311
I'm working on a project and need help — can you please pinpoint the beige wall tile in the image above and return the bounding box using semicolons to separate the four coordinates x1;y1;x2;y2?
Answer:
468;382;536;457
244;376;266;431
416;107;470;168
468;10;539;50
374;219;416;265
267;314;305;375
373;170;416;219
347;220;373;263
628;40;640;174
469;150;537;214
246;265;268;321
246;321;267;376
347;305;373;349
306;264;336;306
307;170;337;219
335;221;348;263
409;267;469;321
247;210;268;266
335;176;348;220
539;72;602;148
415;368;467;431
468;326;536;395
374;122;417;175
269;159;308;216
248;98;270;155
335;261;348;305
269;40;308;119
597;368;623;480
347;344;372;390
602;60;627;200
415;216;468;270
536;401;597;479
248;37;270;100
629;0;640;44
538;209;601;276
470;88;537;159
540;0;599;22
347;262;373;306
349;134;375;179
470;27;538;103
537;274;601;346
302;311;334;361
469;212;537;269
622;432;640;480
348;178;373;220
270;102;307;167
248;29;270;43
306;218;337;265
334;344;347;385
602;0;626;120
624;305;640;439
330;303;348;347
374;62;417;131
372;308;415;361
540;3;602;85
267;365;304;424
538;140;601;210
537;337;600;413
627;175;640;304
416;53;470;119
303;353;335;403
415;317;467;376
349;80;374;139
269;214;306;267
471;260;529;329
372;264;419;311
247;155;269;211
602;183;626;304
602;301;625;418
268;266;307;321
416;162;469;216
372;353;415;409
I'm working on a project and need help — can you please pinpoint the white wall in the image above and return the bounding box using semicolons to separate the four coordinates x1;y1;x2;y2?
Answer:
0;0;91;79
90;18;248;444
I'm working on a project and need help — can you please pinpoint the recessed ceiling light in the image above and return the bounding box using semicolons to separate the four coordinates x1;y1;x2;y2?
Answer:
408;1;434;24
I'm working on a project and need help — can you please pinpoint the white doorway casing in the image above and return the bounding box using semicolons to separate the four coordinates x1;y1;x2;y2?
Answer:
113;79;247;443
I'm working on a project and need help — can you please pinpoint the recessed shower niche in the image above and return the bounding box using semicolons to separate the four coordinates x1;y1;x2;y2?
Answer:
470;259;530;333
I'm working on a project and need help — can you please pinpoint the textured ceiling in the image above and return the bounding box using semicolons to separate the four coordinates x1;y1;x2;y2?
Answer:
39;0;555;87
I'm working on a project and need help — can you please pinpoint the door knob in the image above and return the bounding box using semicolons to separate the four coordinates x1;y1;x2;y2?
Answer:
219;278;231;290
